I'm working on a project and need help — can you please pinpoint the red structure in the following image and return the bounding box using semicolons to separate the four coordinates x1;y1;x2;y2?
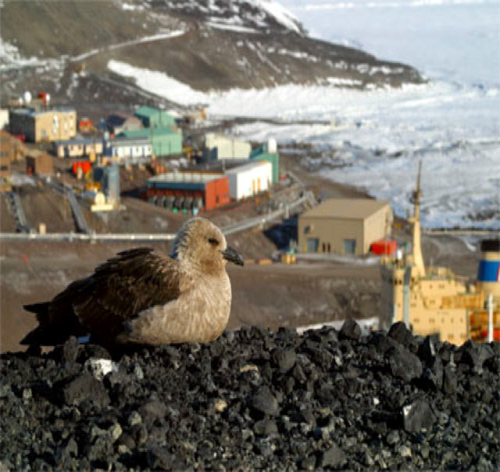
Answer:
12;134;26;142
78;118;94;133
147;173;230;211
72;160;92;176
371;238;397;256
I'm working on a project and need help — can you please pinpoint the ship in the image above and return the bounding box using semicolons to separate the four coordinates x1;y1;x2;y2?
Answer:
380;164;499;344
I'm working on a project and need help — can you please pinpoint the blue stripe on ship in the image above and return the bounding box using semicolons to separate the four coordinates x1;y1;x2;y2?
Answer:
477;260;500;282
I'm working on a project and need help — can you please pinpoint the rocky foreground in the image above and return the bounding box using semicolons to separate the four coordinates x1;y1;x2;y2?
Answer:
1;321;499;471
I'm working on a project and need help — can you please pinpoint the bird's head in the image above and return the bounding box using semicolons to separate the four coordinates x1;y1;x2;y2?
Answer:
170;217;244;272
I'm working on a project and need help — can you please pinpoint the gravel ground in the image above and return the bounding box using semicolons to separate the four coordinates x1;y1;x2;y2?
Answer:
0;321;499;471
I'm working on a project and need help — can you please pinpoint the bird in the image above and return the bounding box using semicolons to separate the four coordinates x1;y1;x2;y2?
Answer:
21;217;244;348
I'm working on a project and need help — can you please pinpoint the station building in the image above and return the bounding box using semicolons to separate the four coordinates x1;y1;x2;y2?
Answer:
147;172;230;212
298;198;393;255
9;107;76;142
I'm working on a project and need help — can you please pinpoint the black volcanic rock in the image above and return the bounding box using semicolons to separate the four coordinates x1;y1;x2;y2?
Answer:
403;399;436;433
339;319;362;341
388;344;423;382
0;327;499;470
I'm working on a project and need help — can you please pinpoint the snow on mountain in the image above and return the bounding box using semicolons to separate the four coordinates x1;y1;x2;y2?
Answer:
247;0;302;33
143;0;304;34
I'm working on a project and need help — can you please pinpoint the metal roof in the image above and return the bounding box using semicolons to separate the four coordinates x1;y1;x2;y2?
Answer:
108;136;151;145
135;106;169;118
54;138;102;146
11;107;75;117
301;198;390;220
224;160;271;174
120;127;178;138
149;172;225;184
106;113;141;127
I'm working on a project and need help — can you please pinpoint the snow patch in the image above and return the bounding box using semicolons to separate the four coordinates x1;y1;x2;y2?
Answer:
245;0;302;33
206;21;259;33
107;60;209;106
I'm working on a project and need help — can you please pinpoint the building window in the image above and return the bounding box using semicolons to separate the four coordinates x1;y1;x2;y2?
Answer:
304;225;311;234
0;165;8;171
306;238;319;253
343;239;356;255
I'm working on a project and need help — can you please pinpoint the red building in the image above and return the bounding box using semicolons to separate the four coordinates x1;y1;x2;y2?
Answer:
147;172;230;212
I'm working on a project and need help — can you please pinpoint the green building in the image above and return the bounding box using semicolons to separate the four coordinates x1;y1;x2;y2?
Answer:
135;106;177;128
120;128;182;157
250;146;280;184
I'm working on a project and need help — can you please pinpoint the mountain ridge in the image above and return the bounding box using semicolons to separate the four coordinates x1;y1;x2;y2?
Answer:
0;0;425;112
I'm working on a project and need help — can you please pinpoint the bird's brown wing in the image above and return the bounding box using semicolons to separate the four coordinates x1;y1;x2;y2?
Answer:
22;248;181;346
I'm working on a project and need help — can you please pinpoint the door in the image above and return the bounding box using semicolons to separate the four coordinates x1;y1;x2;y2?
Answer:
307;238;319;253
343;239;356;255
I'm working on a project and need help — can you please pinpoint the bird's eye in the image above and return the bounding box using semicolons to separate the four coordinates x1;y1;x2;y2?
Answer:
208;237;219;246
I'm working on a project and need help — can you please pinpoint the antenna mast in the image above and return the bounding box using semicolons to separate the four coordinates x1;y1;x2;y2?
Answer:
410;161;426;277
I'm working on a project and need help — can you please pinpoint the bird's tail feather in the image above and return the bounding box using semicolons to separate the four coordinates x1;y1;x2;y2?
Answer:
22;302;68;345
23;302;50;317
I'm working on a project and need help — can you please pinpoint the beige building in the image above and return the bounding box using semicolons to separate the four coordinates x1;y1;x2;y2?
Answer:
204;133;252;161
54;139;103;158
26;150;54;176
9;107;76;142
298;198;393;255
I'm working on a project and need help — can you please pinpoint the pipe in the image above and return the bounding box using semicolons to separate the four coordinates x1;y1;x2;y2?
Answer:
488;293;494;343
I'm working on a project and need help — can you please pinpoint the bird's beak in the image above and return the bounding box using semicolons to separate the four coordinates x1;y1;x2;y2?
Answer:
222;246;244;266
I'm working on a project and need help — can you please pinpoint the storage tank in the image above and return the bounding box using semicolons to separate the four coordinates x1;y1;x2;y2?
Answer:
477;239;500;302
102;165;120;205
267;138;277;153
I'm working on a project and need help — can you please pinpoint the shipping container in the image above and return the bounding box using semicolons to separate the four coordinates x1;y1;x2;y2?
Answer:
371;238;397;256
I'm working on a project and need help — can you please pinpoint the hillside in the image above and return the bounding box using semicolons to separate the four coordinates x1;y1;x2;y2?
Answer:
0;0;424;114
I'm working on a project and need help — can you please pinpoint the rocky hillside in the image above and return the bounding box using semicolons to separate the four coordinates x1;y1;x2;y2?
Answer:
0;0;424;114
0;322;498;470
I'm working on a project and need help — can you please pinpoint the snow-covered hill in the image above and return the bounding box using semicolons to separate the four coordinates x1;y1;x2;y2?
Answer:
0;0;422;112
